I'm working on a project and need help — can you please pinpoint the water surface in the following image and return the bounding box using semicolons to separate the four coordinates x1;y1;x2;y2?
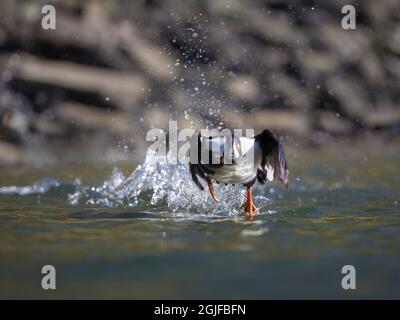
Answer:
0;143;399;299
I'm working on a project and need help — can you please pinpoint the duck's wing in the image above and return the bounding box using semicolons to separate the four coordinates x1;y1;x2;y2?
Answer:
266;143;289;188
256;131;289;188
189;162;206;191
189;132;221;191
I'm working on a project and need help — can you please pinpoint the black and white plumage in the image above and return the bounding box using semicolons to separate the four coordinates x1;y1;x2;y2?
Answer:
189;129;289;218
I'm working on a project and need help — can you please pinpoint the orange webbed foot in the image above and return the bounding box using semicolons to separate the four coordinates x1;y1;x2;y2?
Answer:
206;176;219;203
240;186;258;220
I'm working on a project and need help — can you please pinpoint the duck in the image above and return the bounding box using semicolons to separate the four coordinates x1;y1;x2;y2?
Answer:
189;129;289;219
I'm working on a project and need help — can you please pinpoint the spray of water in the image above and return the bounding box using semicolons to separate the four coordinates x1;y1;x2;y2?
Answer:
67;151;268;215
0;177;60;195
0;152;272;216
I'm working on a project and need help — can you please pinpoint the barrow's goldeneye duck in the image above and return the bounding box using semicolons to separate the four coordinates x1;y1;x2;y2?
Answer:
189;129;289;219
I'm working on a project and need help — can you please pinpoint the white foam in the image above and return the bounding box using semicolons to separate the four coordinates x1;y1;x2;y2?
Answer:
68;151;271;215
0;177;60;195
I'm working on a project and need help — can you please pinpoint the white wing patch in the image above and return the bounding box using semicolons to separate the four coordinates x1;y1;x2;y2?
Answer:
265;163;275;181
239;137;255;155
200;135;257;165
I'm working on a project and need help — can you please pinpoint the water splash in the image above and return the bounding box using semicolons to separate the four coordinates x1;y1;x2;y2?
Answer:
68;151;270;215
0;152;272;216
0;177;60;195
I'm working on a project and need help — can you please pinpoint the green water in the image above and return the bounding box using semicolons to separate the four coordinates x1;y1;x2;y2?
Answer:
0;143;399;299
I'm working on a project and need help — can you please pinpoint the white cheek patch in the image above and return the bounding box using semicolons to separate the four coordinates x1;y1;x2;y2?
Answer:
265;163;275;181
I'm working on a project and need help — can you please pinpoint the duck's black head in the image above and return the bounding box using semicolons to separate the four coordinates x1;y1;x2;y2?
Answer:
256;129;289;188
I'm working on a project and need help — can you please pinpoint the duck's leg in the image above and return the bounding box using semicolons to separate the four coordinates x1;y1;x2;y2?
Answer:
247;187;257;218
206;176;219;203
240;186;258;218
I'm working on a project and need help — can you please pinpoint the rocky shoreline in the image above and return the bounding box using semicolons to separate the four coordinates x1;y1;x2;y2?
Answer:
0;0;399;167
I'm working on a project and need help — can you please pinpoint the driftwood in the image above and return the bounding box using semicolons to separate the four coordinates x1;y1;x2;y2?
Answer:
4;54;148;109
0;0;399;166
223;110;309;137
0;141;24;166
54;102;131;134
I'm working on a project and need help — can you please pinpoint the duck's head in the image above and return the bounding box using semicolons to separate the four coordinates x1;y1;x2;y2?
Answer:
257;129;289;188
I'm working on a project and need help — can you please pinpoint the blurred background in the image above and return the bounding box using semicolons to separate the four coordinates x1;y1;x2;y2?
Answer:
1;1;400;300
0;0;399;167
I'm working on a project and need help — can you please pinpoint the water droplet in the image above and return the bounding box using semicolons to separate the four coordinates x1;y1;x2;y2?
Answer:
1;70;12;82
184;111;190;120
